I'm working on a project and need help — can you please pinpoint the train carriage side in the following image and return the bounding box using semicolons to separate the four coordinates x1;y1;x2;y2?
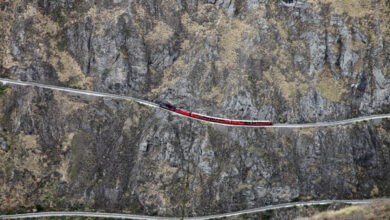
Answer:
158;102;272;126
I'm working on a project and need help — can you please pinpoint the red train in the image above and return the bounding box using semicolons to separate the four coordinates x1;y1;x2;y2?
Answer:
158;102;273;126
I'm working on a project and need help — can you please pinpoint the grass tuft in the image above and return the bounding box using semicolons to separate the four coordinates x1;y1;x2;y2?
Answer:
0;85;9;94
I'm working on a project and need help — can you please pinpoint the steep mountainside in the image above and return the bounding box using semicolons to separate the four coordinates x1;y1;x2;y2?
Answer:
1;0;390;217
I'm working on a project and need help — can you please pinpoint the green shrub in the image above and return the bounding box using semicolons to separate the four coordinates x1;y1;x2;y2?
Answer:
71;204;78;211
0;85;8;94
262;210;273;220
35;204;44;212
313;203;331;210
291;197;301;202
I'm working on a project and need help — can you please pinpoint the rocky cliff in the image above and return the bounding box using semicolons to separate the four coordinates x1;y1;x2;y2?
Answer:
1;0;390;217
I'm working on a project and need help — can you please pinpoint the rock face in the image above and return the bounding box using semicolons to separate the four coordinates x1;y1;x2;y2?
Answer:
222;202;352;220
1;0;390;217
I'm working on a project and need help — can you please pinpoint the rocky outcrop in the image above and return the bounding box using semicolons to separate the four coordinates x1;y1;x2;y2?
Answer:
2;0;390;123
1;0;390;217
221;202;351;220
0;87;389;216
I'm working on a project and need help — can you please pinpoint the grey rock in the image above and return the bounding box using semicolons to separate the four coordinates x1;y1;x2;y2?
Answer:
0;137;8;151
1;0;390;217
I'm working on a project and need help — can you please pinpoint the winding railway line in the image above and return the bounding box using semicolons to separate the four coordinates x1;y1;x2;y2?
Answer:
1;78;390;128
1;78;389;219
0;199;382;219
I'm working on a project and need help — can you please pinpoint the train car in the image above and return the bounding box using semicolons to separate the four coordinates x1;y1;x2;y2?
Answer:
232;121;273;126
157;102;273;126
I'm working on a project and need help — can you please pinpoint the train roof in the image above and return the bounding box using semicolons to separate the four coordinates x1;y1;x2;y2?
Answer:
193;111;271;123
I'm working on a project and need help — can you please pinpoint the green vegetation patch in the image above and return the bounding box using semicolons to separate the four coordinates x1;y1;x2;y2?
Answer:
120;45;129;58
262;210;273;220
312;203;331;209
0;85;10;94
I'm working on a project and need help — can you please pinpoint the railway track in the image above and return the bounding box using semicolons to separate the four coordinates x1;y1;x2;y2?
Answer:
1;78;390;128
0;199;381;219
